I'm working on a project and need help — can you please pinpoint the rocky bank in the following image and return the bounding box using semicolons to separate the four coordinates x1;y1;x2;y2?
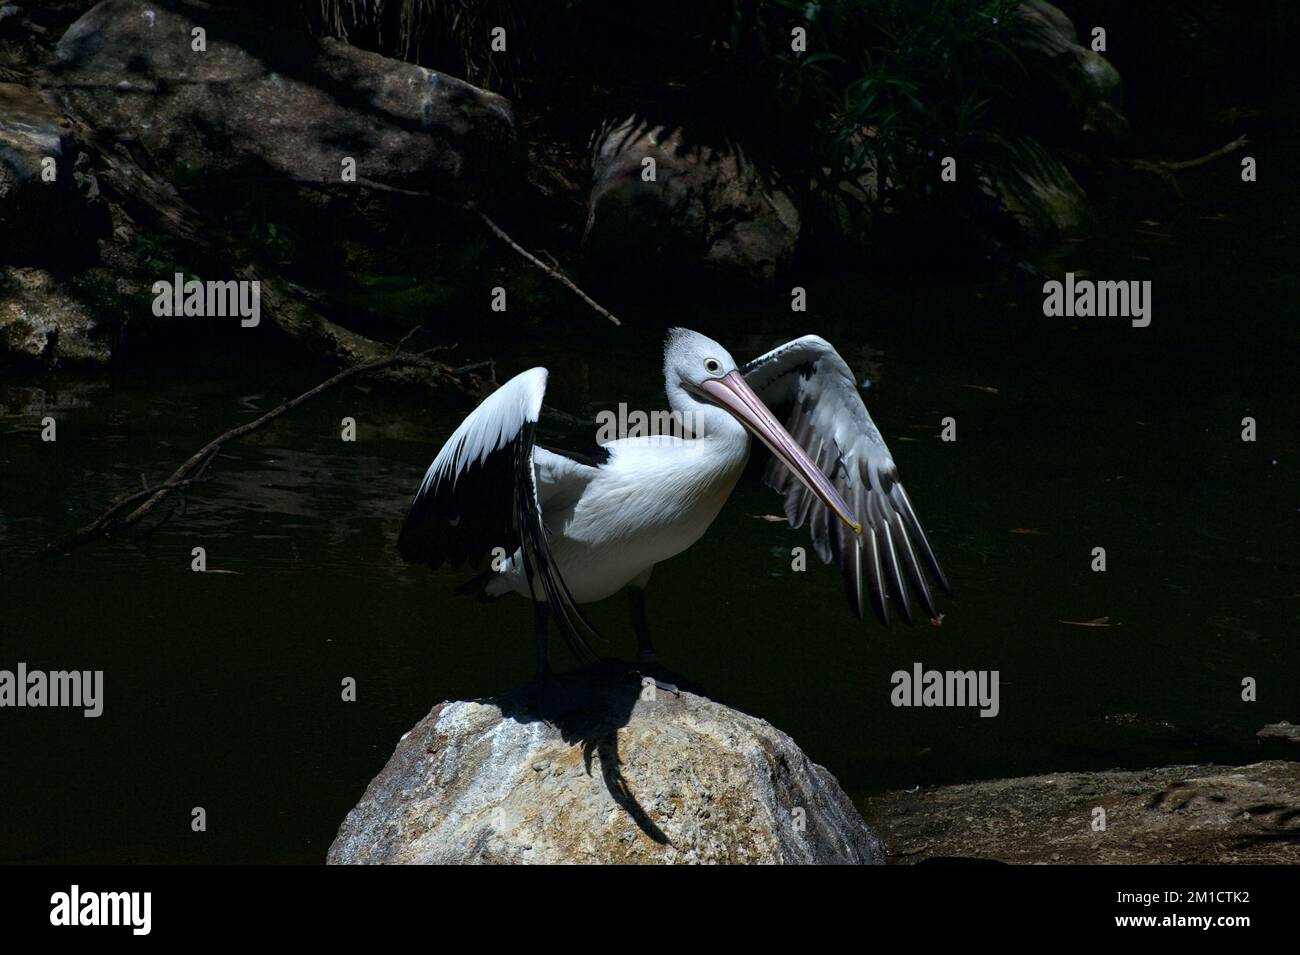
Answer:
864;759;1300;864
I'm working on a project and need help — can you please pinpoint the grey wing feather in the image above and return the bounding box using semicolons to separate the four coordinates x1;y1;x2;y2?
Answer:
743;336;950;625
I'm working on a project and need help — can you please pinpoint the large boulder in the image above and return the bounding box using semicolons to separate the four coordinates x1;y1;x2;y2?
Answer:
0;266;113;364
0;82;102;262
1013;0;1128;147
329;666;883;864
983;134;1089;241
45;0;520;204
583;117;800;289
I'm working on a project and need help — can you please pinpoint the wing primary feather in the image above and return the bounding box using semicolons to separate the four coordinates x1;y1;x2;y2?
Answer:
844;534;865;620
891;484;952;596
839;481;866;619
874;496;914;626
892;510;937;618
863;526;889;626
514;426;601;663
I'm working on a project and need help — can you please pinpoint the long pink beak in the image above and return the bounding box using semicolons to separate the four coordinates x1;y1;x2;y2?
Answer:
702;371;861;534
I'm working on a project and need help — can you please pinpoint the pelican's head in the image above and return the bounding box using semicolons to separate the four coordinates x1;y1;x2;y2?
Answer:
663;327;741;390
663;328;861;534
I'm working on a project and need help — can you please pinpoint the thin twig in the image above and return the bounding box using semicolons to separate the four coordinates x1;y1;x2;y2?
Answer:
51;478;209;552
294;175;622;326
49;353;483;554
1162;134;1249;171
392;325;427;355
1129;135;1249;175
464;201;621;326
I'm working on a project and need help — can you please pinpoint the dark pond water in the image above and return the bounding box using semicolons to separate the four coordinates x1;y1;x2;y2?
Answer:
2;149;1296;863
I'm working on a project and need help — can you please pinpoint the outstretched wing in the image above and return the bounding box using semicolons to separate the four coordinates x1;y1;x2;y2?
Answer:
397;367;601;660
742;337;950;625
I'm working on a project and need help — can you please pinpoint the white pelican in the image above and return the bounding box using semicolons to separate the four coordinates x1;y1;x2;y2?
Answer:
399;329;949;683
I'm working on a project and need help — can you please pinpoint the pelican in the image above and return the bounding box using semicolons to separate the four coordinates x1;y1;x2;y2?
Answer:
398;329;949;686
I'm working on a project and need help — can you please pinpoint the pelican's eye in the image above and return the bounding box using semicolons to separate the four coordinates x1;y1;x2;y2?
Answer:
703;358;723;375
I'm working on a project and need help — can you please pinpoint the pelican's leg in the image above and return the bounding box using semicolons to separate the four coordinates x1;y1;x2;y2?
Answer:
627;582;678;696
628;586;657;664
532;600;553;718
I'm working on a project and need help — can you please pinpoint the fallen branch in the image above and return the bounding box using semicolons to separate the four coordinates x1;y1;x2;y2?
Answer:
1131;134;1249;173
1127;135;1249;197
53;478;210;553
49;351;492;553
294;175;622;326
463;200;621;326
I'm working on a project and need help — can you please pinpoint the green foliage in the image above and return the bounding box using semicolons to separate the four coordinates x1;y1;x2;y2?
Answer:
733;0;1027;222
294;0;1039;236
245;221;299;266
131;233;199;282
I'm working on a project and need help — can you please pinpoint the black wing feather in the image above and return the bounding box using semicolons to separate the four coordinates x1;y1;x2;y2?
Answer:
398;371;603;662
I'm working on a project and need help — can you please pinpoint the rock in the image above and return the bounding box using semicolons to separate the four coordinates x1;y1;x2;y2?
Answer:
583;117;800;288
0;82;102;262
0;5;24;32
983;134;1089;241
1013;1;1128;147
329;665;882;864
46;0;520;204
0;266;112;364
863;760;1300;864
1257;721;1300;751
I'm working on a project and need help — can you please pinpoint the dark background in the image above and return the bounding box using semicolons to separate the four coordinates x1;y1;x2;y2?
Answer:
1;1;1296;862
